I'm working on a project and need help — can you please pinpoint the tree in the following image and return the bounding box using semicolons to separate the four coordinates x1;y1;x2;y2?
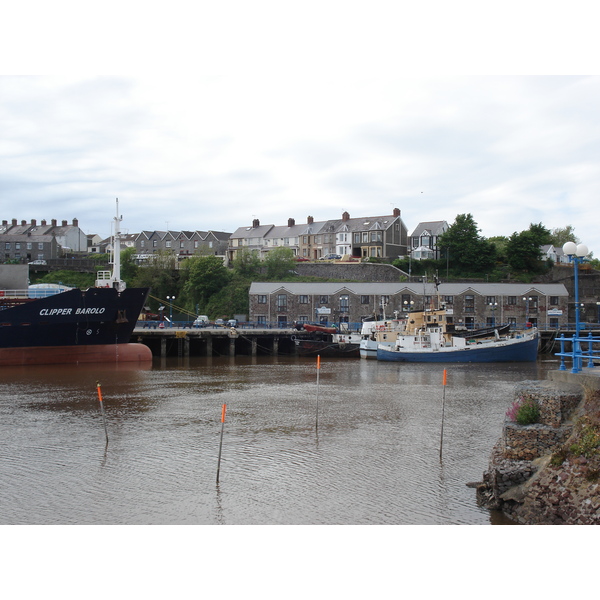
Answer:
549;225;579;248
182;255;231;309
120;247;139;285
232;248;262;278
505;223;551;273
437;213;496;274
263;247;296;279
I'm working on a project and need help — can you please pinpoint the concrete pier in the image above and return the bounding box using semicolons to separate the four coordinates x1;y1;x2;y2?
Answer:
132;326;299;358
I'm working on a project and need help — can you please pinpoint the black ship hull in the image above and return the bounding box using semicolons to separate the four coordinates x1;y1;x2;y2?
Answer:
0;287;152;366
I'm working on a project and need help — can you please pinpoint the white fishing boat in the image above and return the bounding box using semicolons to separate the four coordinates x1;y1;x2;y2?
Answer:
359;317;407;359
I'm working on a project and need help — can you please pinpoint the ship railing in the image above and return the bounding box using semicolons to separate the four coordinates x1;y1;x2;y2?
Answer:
0;288;69;299
556;332;600;374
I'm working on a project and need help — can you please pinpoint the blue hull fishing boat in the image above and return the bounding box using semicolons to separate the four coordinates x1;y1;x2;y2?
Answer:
377;329;539;363
374;305;539;363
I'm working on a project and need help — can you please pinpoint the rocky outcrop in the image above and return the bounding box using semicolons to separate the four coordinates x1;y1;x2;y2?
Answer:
476;380;600;524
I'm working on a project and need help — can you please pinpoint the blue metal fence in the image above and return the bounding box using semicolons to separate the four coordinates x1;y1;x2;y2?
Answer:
556;331;600;373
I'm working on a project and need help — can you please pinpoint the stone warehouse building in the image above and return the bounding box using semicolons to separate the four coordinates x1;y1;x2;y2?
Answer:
248;282;569;329
228;209;409;262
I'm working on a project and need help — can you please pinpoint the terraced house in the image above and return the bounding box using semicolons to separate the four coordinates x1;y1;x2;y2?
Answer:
228;208;409;262
134;229;231;263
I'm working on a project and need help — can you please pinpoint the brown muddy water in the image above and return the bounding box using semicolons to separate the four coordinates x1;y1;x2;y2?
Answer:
0;355;558;524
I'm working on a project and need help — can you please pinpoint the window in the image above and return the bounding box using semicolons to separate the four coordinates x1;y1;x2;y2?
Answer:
257;315;267;325
361;295;370;304
38;243;44;250
319;295;328;304
530;296;539;311
180;241;185;248
550;318;559;329
464;295;475;313
362;232;369;243
257;295;267;304
298;295;309;304
507;296;516;305
153;240;157;247
194;241;199;248
298;315;309;323
486;296;496;305
340;295;349;312
550;296;559;306
27;242;32;250
4;243;10;250
15;243;20;250
354;233;360;243
380;295;390;306
277;294;287;311
443;295;453;305
166;241;171;248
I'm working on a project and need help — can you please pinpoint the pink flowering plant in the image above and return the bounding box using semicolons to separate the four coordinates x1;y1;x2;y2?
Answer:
506;396;540;425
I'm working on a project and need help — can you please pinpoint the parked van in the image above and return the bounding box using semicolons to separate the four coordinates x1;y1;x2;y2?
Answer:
193;315;210;328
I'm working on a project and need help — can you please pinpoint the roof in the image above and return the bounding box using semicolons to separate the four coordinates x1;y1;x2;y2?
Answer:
249;282;569;296
410;221;448;237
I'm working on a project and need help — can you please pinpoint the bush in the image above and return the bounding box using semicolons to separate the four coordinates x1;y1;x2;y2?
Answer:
506;396;540;425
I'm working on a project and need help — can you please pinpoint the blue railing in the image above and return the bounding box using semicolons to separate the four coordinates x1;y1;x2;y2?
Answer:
556;331;600;373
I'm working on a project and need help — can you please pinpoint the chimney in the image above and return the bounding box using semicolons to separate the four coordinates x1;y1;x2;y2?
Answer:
31;219;36;226
252;219;260;228
41;220;47;226
342;211;350;222
393;208;400;217
73;218;78;227
12;219;17;226
2;220;7;226
62;220;67;226
51;219;57;226
288;218;295;227
21;220;27;226
307;216;314;224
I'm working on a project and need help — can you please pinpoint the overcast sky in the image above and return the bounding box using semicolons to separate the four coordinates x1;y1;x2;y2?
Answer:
2;2;599;257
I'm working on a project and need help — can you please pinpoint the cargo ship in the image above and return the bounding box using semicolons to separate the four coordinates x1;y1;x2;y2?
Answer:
0;202;152;366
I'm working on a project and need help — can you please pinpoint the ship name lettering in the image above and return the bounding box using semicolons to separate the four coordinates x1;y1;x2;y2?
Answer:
39;308;73;316
75;307;106;315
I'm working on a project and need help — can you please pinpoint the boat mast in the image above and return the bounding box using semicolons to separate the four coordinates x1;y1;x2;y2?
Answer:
112;198;123;288
96;199;126;291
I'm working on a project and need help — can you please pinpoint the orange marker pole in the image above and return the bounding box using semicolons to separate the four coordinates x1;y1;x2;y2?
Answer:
96;381;109;445
216;403;227;484
440;369;447;460
315;355;321;432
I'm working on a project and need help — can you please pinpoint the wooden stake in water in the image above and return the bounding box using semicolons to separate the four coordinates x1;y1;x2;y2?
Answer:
216;403;227;484
96;381;109;445
315;355;321;431
439;369;447;460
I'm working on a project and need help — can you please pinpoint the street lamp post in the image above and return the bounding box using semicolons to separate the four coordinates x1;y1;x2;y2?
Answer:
563;241;589;372
167;295;176;328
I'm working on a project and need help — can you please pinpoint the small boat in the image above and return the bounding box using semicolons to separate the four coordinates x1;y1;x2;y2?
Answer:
294;323;360;357
301;323;337;334
449;323;511;338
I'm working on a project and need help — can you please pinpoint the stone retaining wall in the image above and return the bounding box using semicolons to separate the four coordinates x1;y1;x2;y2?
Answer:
476;381;584;515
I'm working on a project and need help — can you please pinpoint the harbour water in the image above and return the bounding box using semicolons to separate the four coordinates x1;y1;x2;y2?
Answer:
0;355;558;525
